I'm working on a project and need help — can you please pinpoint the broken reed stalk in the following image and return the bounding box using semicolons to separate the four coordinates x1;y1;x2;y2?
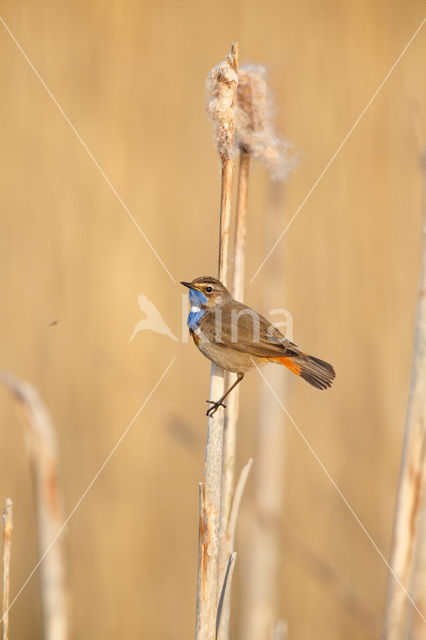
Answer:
217;459;252;639
2;499;13;640
196;43;238;640
2;372;68;640
383;149;426;638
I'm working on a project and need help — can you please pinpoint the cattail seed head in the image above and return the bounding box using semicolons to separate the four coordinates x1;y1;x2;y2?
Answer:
206;61;238;162
236;64;293;181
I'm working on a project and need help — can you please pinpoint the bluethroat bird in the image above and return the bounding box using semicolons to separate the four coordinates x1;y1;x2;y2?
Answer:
181;276;335;416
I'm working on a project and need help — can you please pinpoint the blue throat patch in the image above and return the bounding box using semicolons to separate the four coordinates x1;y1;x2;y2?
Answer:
187;288;208;332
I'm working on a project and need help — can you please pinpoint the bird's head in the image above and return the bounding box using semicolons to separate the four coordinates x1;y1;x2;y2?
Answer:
180;276;231;309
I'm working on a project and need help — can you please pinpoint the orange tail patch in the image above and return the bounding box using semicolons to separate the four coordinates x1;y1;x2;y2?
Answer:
272;353;335;390
272;356;302;376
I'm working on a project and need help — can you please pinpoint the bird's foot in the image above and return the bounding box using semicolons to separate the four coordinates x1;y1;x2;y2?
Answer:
205;399;227;417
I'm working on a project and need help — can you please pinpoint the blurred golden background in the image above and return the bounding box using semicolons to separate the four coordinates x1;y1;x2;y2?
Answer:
0;1;425;638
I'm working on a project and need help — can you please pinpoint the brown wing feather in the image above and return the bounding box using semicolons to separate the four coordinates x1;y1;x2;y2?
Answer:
199;300;298;358
198;300;336;389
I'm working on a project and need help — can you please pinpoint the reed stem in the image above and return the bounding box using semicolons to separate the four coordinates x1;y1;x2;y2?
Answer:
408;482;426;638
1;499;13;640
240;183;288;640
195;43;238;640
383;150;426;638
217;151;250;640
220;151;250;539
2;372;68;640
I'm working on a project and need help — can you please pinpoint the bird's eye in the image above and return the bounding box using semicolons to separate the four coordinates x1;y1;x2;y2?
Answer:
206;286;213;294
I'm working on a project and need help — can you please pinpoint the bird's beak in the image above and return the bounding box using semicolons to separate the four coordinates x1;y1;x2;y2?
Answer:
180;281;195;290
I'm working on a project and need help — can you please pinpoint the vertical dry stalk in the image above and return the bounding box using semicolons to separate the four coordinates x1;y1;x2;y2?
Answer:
196;43;238;640
2;499;13;640
241;184;288;640
217;67;260;640
408;149;426;640
219;151;250;550
215;54;252;640
2;372;68;640
408;476;426;639
407;149;426;640
218;65;292;640
231;151;250;297
220;64;291;541
383;150;426;638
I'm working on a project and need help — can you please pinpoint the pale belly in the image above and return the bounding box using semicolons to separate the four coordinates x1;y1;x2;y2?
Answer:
191;329;266;373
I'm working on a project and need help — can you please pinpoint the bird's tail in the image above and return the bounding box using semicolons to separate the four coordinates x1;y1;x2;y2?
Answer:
271;353;335;390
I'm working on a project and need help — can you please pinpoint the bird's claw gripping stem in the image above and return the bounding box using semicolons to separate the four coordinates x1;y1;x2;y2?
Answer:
205;399;227;417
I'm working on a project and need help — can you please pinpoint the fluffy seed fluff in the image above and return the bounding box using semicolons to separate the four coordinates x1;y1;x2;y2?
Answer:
236;64;293;181
206;61;238;161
